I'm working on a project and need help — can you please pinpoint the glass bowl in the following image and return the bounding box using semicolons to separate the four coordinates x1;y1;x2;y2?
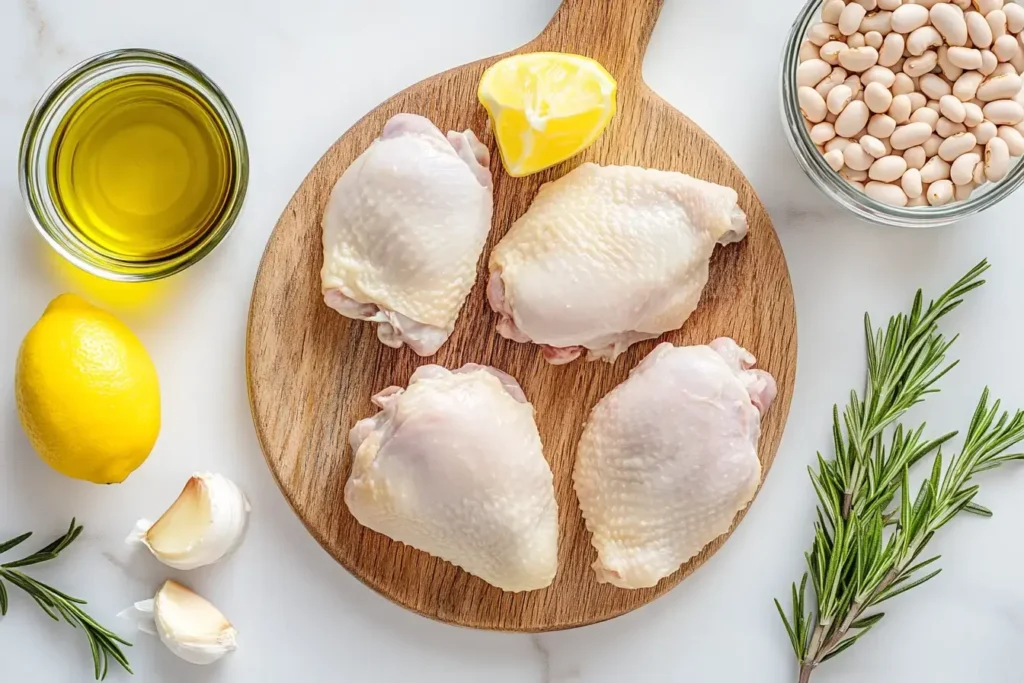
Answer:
19;48;249;281
780;0;1024;227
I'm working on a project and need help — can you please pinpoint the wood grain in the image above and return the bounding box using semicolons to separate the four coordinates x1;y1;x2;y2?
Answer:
246;0;797;631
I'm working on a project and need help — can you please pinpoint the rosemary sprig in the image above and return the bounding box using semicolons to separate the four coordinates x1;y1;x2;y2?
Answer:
0;519;132;680
776;260;1024;681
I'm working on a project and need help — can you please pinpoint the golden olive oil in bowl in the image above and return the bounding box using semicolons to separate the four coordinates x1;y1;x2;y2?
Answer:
21;50;248;281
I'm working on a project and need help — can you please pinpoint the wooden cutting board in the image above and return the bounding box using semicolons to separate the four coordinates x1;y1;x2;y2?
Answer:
247;0;796;631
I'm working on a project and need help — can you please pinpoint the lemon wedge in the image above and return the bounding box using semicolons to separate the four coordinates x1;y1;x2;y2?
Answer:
478;52;617;177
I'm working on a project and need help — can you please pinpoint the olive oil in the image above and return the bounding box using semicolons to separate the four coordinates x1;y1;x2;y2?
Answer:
48;74;234;261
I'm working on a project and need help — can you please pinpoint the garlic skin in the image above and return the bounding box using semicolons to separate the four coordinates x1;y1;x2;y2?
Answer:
128;472;250;570
120;580;237;665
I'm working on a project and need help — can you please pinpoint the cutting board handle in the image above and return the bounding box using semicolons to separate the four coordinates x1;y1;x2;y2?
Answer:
529;0;665;83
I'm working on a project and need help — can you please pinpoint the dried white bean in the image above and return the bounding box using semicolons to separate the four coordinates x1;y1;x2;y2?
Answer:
810;22;843;46
955;182;977;200
845;75;865;97
866;30;885;49
992;63;1018;79
891;72;915;95
966;11;994;49
880;33;906;67
901;168;924;197
984;99;1024;123
861;134;888;157
821;0;845;24
938;131;978;159
974;158;988;183
927;179;955;205
842;167;870;182
840;46;881;72
994;34;1020;62
798;59;833;87
972;120;999;143
953;70;985;100
799;86;828;123
951;152;982;184
963;100;985;126
938;46;965;81
908;193;929;206
980;49;999;75
891;121;934;148
865;181;910;205
939;94;968;123
923;133;945;156
844;142;875;170
904;50;939;76
891;4;930;33
947;46;984;70
811;122;838;144
863;11;894;34
987;10;1008;41
921;156;952;182
824;148;846;170
911;106;941;126
977;0;1004;17
908;92;928;112
841;3;868;35
920;73;953;99
826;137;853;153
907;25;943;55
820;41;848;65
1005;2;1024;33
851;32;868;48
869;154;909;181
836;100;872;135
868;113;899;137
861;65;897;87
904;145;928;169
997;124;1024;153
931;4;969;46
828;84;855;114
976;72;1023;100
937;116;968;137
985;136;1012;180
865;81;895;112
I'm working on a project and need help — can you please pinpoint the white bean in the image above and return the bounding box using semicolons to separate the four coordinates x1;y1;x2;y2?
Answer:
889;94;912;122
984;99;1024;124
947;46;984;70
845;75;865;98
972;120;999;143
824;148;846;170
980;49;999;75
987;10;1008;41
800;40;822;62
904;145;928;169
939;131;978;160
891;4;930;33
828;84;855;114
878;0;902;9
821;0;846;24
849;32;868;48
865;81;895;112
907;25;944;55
919;73;953;99
966;11;994;49
1005;2;1024;33
825;136;853;153
869;154;909;181
866;30;885;49
891;72;915;94
862;10;894;34
908;193;930;206
891;121;934;148
836;99;872;135
810;22;843;46
985;136;1012;180
951;152;982;184
923;133;945;156
868;113;899;137
866;181;910;205
819;41;848;65
939;94;968;123
927;178;955;205
938;46;965;81
811;121;838;144
908;92;928;112
963;101;985;126
861;65;897;87
798;59;834;87
799;86;829;123
921;155;952;182
817;79;840;97
861;134;889;157
953;70;985;100
840;3;868;35
955;182;977;201
937;116;968;137
998;124;1024;154
931;4;969;46
901;168;924;197
911;106;941;126
843;168;870;182
994;34;1020;62
904;50;939;76
977;0;1004;18
974;158;988;184
880;33;906;67
840;46;881;72
845;142;876;170
976;72;1023;101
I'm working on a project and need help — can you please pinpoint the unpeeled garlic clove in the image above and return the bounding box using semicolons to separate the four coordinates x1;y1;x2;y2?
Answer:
120;580;237;665
128;473;250;570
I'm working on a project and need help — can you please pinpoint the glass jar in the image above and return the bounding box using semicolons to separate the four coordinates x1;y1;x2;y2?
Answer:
19;49;249;281
780;0;1024;228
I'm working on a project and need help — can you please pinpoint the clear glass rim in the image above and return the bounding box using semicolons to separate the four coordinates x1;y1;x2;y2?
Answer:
779;0;1024;228
18;48;249;281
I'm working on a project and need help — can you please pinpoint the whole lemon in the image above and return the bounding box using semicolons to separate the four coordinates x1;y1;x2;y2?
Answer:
15;294;160;484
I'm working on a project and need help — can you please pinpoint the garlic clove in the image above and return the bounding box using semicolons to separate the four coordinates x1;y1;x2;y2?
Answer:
128;473;250;570
121;581;237;665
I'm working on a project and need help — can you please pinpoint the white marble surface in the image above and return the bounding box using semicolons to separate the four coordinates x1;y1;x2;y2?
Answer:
2;0;1024;681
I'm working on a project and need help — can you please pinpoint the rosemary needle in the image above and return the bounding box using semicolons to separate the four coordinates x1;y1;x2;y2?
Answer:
776;260;1024;682
0;519;132;680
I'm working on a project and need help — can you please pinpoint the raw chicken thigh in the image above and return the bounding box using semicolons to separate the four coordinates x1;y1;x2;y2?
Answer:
321;113;493;356
488;163;747;364
346;364;558;592
573;338;776;589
